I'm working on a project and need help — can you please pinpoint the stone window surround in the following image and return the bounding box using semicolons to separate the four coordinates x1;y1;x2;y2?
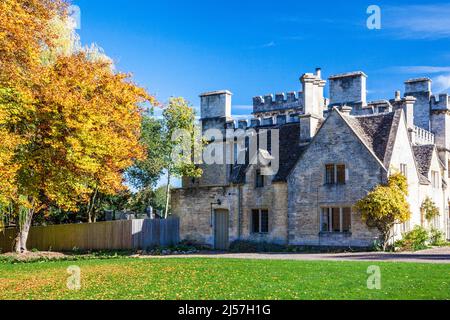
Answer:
324;163;347;185
320;207;352;234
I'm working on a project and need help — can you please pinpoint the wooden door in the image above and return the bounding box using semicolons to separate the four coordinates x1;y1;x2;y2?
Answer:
214;210;229;251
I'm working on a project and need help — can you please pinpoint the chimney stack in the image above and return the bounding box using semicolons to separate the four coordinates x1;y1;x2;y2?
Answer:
329;71;368;108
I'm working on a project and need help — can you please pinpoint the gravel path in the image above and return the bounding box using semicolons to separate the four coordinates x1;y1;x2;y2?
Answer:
140;247;450;264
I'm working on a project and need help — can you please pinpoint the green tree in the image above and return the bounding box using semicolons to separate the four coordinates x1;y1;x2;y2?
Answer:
355;173;411;251
130;98;203;219
153;185;169;213
127;113;166;190
161;98;203;218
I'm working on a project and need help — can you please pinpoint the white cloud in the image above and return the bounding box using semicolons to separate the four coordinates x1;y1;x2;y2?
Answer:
434;74;450;92
384;4;450;39
246;41;276;50
261;41;276;48
387;66;450;74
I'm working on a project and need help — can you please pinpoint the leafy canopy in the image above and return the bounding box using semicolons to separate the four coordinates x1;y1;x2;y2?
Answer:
355;173;411;249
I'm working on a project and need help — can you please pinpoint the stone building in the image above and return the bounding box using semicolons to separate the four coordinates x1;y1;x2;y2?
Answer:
171;69;450;249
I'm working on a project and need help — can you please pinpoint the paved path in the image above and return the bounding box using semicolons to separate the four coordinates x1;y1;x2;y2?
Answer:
140;247;450;264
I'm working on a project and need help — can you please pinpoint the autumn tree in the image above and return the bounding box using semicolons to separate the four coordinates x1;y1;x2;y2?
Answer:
0;0;154;252
355;173;411;251
12;52;151;250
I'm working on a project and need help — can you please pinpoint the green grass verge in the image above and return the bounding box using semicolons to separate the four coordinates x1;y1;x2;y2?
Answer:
0;258;449;300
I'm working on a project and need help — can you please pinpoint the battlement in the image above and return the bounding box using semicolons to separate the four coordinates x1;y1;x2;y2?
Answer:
229;113;301;130
252;92;303;114
431;93;450;111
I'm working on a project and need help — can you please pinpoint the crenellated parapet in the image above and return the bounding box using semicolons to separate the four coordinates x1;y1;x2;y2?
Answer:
431;93;450;112
253;92;303;114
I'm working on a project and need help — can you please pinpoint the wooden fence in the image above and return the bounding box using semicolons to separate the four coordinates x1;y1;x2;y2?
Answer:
0;218;180;253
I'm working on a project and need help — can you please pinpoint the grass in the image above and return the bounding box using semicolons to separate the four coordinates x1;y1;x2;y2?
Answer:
0;258;449;300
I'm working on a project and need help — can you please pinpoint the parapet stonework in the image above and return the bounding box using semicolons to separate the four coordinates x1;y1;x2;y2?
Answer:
253;92;303;115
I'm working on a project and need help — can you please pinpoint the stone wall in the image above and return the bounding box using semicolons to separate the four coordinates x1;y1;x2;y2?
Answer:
388;114;422;239
287;110;382;247
240;166;288;244
171;186;239;247
171;173;289;247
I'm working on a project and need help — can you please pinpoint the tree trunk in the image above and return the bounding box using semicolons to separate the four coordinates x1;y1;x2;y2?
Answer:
382;227;393;251
87;188;99;223
164;170;171;219
14;207;34;254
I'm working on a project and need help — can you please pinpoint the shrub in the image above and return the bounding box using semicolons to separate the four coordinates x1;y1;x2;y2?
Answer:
355;173;411;251
395;226;429;251
429;228;447;246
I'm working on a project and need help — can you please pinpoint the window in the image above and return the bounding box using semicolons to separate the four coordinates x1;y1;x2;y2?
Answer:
321;207;352;233
432;171;439;189
400;164;408;177
325;164;347;185
325;165;335;185
342;208;351;232
252;209;269;234
337;165;346;185
255;169;265;188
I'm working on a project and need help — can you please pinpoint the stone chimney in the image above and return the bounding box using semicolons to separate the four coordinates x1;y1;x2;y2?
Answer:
402;96;416;130
329;71;368;108
404;78;432;130
405;78;432;94
200;90;233;133
340;105;353;115
200;90;232;119
301;70;326;117
299;69;326;143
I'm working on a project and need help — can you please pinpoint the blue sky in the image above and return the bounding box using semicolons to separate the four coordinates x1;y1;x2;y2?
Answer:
74;0;450;117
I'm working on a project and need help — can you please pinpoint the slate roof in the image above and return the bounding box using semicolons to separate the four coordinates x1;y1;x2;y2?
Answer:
412;145;434;184
344;109;436;185
343;110;401;165
230;123;307;184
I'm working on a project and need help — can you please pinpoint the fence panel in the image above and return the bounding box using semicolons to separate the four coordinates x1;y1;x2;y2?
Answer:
0;218;179;253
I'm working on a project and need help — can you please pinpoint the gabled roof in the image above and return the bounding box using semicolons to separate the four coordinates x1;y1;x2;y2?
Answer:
412;144;446;185
230;123;307;184
412;145;435;178
342;110;402;166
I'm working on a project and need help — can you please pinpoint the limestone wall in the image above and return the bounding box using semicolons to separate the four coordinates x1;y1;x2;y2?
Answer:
287;111;382;247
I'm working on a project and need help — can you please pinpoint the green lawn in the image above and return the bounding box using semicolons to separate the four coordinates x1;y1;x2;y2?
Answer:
0;258;449;300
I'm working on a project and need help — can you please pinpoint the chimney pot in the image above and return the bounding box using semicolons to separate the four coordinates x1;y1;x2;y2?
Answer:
340;105;353;115
315;68;322;78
